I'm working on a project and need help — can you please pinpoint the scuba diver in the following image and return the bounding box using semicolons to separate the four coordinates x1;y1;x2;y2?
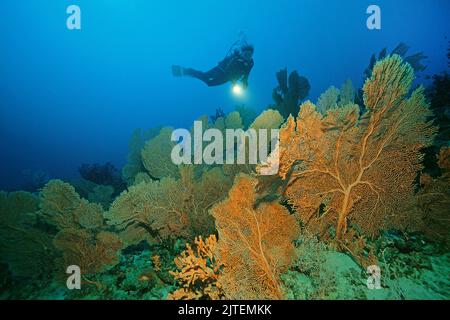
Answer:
172;40;254;89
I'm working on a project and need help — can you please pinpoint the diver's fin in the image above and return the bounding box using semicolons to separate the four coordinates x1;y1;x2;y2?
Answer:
172;65;184;77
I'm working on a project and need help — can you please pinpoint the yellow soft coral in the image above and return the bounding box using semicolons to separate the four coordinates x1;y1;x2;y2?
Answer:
168;235;223;300
275;55;436;240
211;174;299;300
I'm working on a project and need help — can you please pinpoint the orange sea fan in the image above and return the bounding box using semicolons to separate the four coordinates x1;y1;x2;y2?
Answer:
276;55;436;240
211;174;299;300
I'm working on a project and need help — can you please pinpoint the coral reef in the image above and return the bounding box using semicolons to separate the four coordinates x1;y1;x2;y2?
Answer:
211;174;299;299
275;55;436;242
418;147;450;243
427;66;450;147
122;127;162;185
210;107;226;123
53;229;122;276
87;184;115;210
317;86;340;114
357;42;427;107
107;178;183;245
39;180;123;283
0;191;55;280
317;79;356;114
107;166;232;245
168;235;223;300
20;169;50;192
249;109;284;130
271;68;310;118
141;127;179;179
235;104;258;129
39;180;103;230
0;48;448;301
339;79;356;106
222;109;283;177
363;43;427;80
78;162;125;195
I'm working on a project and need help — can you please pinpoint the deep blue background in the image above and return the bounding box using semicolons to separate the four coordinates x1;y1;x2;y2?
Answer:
1;0;449;190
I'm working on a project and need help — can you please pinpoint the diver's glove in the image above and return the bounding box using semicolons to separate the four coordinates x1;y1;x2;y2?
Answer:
172;65;184;77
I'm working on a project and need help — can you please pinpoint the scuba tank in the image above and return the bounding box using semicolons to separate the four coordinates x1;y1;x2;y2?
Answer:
221;32;250;70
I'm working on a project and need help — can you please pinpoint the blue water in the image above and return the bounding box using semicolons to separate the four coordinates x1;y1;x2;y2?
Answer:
0;0;449;190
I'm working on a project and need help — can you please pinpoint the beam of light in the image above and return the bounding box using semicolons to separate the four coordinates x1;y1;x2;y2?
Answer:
232;84;243;95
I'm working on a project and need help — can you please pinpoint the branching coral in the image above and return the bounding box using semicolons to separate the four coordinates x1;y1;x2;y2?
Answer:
152;254;162;272
211;174;299;299
275;55;436;241
168;235;223;300
107;166;232;245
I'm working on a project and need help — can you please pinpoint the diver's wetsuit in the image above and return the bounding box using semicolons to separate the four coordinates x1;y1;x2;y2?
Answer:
183;52;254;88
